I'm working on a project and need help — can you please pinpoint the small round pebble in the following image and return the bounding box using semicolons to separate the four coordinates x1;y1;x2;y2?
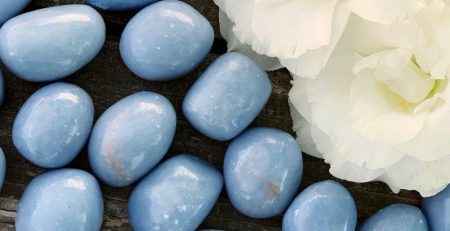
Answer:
224;127;303;218
422;185;450;231
360;204;428;231
128;154;223;231
282;180;357;231
0;149;5;192
0;5;106;82
86;0;160;11
183;52;272;141
12;83;94;168
0;0;32;25
120;0;214;81
15;169;104;231
89;91;176;187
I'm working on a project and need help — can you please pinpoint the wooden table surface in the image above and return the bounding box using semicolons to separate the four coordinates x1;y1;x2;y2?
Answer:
0;1;422;230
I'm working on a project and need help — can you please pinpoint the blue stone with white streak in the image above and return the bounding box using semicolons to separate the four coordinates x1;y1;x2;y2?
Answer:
120;0;214;81
360;204;428;231
15;169;104;231
12;83;94;168
0;5;106;82
128;154;223;231
86;0;160;11
224;127;303;218
282;180;357;231
0;0;32;25
183;52;272;141
422;185;450;231
0;149;5;192
89;91;176;187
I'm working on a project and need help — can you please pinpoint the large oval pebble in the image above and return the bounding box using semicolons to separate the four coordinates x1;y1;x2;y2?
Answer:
87;0;159;11
128;154;223;231
360;204;428;231
422;185;450;231
224;127;303;218
0;5;106;82
0;0;31;25
183;52;272;141
89;91;176;187
120;0;214;81
0;149;5;192
12;83;94;168
15;169;104;231
282;180;357;231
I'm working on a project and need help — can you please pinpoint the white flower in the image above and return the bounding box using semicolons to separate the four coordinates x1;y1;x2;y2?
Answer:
290;0;450;196
214;0;429;78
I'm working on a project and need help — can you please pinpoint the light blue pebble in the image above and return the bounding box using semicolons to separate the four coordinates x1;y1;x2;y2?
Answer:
12;82;94;168
0;69;4;105
128;154;223;231
89;91;176;187
15;169;104;231
360;204;428;231
86;0;160;11
183;52;272;141
422;185;450;231
282;180;357;231
0;0;31;25
120;0;214;81
0;149;5;192
0;5;106;82
224;127;303;218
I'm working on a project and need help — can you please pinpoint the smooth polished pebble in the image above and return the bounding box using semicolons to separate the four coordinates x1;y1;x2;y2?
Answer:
0;5;106;82
0;69;4;105
89;91;176;187
224;127;303;218
15;169;104;231
12;83;94;168
282;180;357;231
422;185;450;231
128;154;223;231
0;0;31;25
183;52;272;141
120;0;214;81
0;149;5;192
86;0;160;11
360;204;428;231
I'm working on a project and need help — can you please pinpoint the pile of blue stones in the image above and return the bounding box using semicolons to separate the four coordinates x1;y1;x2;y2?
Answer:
1;0;450;230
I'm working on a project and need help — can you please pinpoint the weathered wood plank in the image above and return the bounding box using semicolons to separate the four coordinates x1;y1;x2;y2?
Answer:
0;0;422;230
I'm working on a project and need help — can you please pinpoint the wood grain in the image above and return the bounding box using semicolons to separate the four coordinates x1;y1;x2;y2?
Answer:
0;0;422;230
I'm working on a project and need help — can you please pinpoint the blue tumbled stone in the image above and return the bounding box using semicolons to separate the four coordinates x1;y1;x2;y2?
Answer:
0;0;31;25
282;180;357;231
128;154;223;231
0;148;5;192
0;5;106;82
15;169;104;231
12;83;94;168
422;185;450;231
183;52;272;141
89;91;176;187
224;127;302;218
120;0;214;81
86;0;160;11
360;204;428;231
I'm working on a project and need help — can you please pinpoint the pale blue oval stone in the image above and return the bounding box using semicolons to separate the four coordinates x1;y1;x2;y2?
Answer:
12;83;94;168
224;127;303;218
282;180;357;231
0;5;106;82
120;0;214;81
360;204;428;231
86;0;160;11
15;169;104;231
0;0;32;25
422;185;450;231
0;148;5;192
183;52;272;141
89;91;176;187
128;154;223;231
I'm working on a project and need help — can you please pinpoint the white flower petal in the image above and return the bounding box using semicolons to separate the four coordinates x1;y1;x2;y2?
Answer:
289;104;322;158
